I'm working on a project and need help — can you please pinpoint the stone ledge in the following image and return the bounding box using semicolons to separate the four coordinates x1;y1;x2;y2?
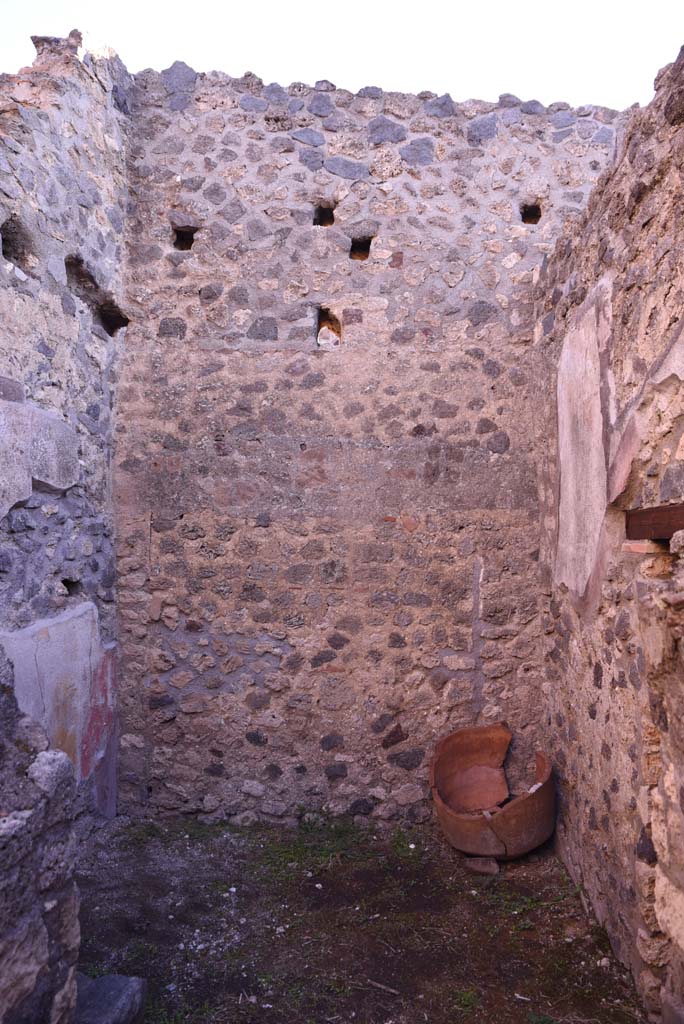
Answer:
0;396;79;520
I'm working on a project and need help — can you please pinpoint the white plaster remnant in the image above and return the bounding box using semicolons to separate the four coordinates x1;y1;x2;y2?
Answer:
554;280;612;596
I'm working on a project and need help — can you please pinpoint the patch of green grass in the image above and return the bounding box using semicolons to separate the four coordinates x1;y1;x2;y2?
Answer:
325;974;355;997
145;1001;217;1024
126;821;165;847
528;1013;558;1024
145;1005;186;1024
282;977;311;1010
451;988;479;1012
80;962;107;979
123;939;158;970
389;828;422;862
251;817;367;880
211;880;236;895
479;881;573;920
538;951;575;995
172;819;231;842
484;888;544;915
126;818;232;850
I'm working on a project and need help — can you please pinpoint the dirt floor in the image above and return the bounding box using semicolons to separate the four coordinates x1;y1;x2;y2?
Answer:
76;816;646;1024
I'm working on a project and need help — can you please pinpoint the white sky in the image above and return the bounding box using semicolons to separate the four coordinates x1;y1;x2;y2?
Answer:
1;0;683;110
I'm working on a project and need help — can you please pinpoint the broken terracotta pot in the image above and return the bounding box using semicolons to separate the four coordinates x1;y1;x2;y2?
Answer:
430;722;555;859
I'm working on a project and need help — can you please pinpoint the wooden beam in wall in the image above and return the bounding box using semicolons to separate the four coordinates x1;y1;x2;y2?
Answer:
625;503;684;541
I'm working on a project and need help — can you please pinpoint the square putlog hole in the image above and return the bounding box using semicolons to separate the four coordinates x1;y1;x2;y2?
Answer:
1;216;33;271
173;226;199;250
520;203;542;225
350;237;372;261
316;307;341;349
313;204;335;227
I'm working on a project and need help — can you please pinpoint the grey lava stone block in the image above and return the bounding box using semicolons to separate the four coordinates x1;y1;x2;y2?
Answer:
76;973;148;1024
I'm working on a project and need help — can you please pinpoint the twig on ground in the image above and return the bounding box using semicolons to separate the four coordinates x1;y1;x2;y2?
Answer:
367;978;401;996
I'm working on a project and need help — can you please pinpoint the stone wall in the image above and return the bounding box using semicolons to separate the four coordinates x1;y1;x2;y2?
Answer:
0;32;129;812
7;28;684;1023
535;46;684;1020
0;650;80;1024
113;63;620;822
0;34;129;1024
